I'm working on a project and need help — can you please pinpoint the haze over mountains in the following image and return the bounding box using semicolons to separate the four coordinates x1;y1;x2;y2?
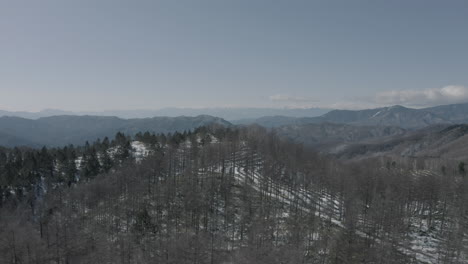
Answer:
0;109;75;120
0;115;230;147
0;107;330;121
2;102;468;149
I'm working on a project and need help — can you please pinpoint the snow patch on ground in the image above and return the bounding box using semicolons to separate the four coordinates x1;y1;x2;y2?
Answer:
372;110;382;118
132;141;150;162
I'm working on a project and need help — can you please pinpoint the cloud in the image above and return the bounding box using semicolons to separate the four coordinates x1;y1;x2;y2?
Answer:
266;86;468;110
269;94;318;103
374;85;468;107
326;101;380;110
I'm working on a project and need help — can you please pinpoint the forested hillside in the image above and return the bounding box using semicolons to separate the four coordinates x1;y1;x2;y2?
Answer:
325;124;468;160
0;126;467;263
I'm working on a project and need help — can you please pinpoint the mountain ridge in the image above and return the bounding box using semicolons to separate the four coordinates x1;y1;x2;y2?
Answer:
237;102;468;129
0;107;330;121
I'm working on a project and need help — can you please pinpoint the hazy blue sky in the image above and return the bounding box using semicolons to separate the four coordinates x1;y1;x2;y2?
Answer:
1;0;468;111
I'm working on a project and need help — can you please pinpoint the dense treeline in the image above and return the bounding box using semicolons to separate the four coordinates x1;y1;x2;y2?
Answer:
0;130;173;200
0;125;467;263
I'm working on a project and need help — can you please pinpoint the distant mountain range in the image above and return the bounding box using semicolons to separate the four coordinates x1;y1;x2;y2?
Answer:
238;102;468;129
3;102;468;149
0;107;330;121
259;102;468;160
0;115;230;147
0;109;75;120
309;105;448;129
5;103;468;129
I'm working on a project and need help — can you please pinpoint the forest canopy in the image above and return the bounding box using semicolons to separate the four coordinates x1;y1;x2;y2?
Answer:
0;125;467;263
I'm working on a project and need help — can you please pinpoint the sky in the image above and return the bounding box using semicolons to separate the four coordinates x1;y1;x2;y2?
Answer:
1;0;468;111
